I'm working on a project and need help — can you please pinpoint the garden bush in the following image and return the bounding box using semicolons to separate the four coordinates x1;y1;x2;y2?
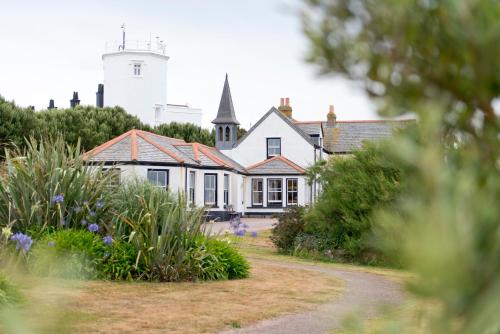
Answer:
270;206;306;252
304;143;403;261
113;181;210;281
0;137;114;236
205;239;249;280
0;272;22;306
29;229;138;280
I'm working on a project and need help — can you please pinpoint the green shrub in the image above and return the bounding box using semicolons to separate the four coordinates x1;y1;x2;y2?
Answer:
113;181;209;281
29;230;137;280
0;272;22;306
0;137;114;236
206;239;249;280
305;143;403;261
270;206;306;252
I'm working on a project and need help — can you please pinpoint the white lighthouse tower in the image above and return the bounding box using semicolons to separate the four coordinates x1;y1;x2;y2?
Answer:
102;27;201;126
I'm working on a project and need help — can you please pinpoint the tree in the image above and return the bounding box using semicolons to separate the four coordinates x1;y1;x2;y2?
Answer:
36;105;145;150
0;96;40;156
154;122;214;146
305;142;403;260
302;1;500;332
302;0;500;162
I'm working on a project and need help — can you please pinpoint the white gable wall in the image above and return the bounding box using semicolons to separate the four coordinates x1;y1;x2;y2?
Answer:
222;111;316;168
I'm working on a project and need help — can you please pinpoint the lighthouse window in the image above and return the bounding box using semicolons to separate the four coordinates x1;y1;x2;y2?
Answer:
133;63;142;76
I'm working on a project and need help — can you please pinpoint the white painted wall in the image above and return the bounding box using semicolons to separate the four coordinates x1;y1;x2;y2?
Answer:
223;111;316;168
103;50;169;126
165;104;202;126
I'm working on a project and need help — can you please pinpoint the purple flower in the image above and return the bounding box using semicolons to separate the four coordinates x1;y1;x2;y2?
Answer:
251;231;258;238
95;200;104;209
89;210;96;217
234;229;246;237
48;241;56;247
81;219;88;226
88;223;99;233
102;236;113;246
10;232;33;253
73;205;82;213
52;194;64;204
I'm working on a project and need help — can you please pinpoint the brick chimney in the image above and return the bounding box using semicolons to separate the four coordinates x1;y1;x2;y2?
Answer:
326;105;336;128
277;97;292;118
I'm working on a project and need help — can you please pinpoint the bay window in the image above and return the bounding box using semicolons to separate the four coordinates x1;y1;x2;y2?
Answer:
251;178;263;206
286;178;298;206
267;178;283;206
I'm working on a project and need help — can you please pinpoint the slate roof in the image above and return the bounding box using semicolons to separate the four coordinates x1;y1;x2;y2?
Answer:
212;74;239;125
246;156;305;175
83;129;245;172
293;119;414;153
295;122;322;136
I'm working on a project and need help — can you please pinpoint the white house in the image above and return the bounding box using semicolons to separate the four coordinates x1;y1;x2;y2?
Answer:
102;38;202;126
86;75;412;220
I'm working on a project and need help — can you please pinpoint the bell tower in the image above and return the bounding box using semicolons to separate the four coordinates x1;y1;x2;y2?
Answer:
212;74;239;150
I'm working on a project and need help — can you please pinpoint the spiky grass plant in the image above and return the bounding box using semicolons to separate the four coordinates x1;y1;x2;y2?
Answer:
113;181;209;281
0;137;114;236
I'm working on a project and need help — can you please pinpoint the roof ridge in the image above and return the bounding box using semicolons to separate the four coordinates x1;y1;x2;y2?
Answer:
130;130;138;161
83;129;134;160
198;146;231;168
136;129;186;142
136;132;185;163
295;119;416;124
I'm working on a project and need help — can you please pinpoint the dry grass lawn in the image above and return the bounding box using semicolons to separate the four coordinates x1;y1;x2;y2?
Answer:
18;260;342;334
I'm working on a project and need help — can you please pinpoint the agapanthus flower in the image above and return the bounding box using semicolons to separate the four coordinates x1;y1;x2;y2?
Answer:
48;241;56;247
102;236;113;246
95;200;104;209
234;229;246;237
251;231;258;238
88;223;99;233
73;205;82;213
52;194;64;204
89;210;96;217
80;219;88;226
10;232;33;253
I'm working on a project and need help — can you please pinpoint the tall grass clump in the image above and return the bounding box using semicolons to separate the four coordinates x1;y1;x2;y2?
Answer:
113;181;211;281
0;137;114;236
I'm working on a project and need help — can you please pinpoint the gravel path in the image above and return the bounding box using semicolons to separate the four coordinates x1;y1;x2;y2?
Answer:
207;218;277;235
219;259;404;334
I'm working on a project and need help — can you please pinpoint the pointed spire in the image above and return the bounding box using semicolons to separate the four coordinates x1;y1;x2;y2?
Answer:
212;74;239;125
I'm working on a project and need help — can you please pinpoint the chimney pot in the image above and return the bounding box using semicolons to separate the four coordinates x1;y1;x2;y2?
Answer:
285;97;290;106
329;105;334;113
280;97;284;106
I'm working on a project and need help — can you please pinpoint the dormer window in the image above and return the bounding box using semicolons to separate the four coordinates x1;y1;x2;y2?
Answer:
267;138;281;158
133;63;142;76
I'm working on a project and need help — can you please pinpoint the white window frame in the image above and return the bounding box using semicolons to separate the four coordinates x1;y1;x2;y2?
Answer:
267;178;283;206
223;174;229;207
267;138;281;158
251;178;263;206
147;169;168;189
286;178;298;206
204;174;217;206
188;171;196;205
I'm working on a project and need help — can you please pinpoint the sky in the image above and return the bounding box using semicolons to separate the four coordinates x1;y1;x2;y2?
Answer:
0;0;376;129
